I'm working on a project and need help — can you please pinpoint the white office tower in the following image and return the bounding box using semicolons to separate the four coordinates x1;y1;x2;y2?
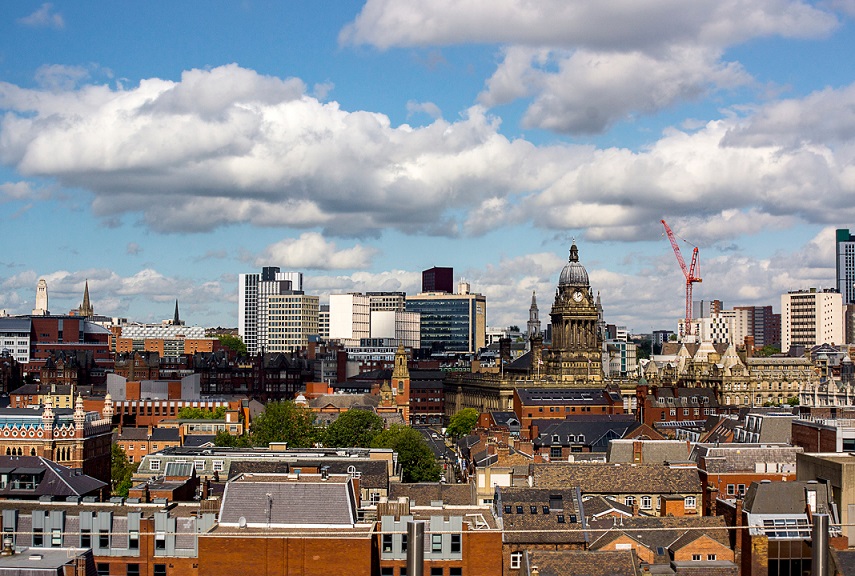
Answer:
32;278;49;315
262;293;319;353
239;267;310;355
329;293;371;347
370;310;421;348
781;288;844;351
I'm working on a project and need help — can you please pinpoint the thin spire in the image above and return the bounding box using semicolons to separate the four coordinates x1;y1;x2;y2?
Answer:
174;299;180;324
569;242;579;263
82;280;90;309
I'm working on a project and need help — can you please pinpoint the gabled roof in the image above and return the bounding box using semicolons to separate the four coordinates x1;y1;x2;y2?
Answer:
524;549;641;576
496;487;585;544
588;516;730;556
0;456;105;498
388;482;473;506
531;463;701;495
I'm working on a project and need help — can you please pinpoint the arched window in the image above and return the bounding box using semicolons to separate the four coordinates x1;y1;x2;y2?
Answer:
625;496;635;507
685;496;696;509
30;448;36;456
640;496;652;509
4;448;9;456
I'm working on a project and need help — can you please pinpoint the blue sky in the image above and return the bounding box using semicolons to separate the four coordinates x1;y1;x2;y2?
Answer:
2;1;855;333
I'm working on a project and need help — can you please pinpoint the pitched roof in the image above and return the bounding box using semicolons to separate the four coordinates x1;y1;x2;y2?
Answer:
388;482;473;506
525;549;640;576
588;516;730;556
531;463;701;495
0;456;105;498
497;487;585;544
607;440;691;464
219;474;358;527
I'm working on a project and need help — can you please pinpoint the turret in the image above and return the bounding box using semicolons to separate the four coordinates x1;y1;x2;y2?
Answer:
102;392;114;421
74;394;86;429
41;397;54;433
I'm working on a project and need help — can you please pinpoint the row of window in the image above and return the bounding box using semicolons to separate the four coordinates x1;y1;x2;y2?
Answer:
622;495;696;509
381;568;461;576
148;459;225;472
381;533;461;554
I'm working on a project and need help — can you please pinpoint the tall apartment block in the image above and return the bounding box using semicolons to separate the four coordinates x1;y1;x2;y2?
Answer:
239;267;314;355
422;267;453;293
406;281;486;354
781;288;843;352
734;305;781;349
837;229;855;344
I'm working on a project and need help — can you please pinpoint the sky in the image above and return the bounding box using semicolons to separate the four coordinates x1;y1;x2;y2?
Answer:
2;1;855;334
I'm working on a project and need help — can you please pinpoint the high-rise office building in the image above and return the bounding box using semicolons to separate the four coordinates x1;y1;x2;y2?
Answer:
781;288;843;351
421;267;453;293
406;281;486;354
837;229;855;304
734;305;781;349
239;267;311;355
328;294;371;347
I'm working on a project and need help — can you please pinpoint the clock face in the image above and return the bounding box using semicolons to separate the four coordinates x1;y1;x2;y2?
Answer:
573;291;583;302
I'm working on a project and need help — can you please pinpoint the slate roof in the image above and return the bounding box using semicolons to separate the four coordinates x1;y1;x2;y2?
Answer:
832;549;855;576
581;495;633;518
219;474;358;527
607;440;692;464
516;388;615;406
151;428;180;442
489;411;521;428
691;443;801;473
182;434;216;447
535;416;642;452
309;394;379;409
743;480;834;516
0;456;106;498
496;487;585;544
225;457;389;490
530;463;701;495
525;549;640;576
388;482;473;506
588;516;731;557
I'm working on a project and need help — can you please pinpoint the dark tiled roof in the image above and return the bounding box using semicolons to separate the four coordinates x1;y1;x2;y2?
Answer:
581;495;633;518
182;435;216;447
832;549;855;576
743;480;833;516
536;417;641;452
525;549;640;576
0;456;105;498
531;463;701;495
219;475;357;527
691;443;801;473
116;427;151;440
517;388;612;405
497;487;584;544
151;428;180;442
388;482;473;506
588;516;730;557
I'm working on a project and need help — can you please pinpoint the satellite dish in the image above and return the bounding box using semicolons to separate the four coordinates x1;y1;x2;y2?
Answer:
238;516;247;529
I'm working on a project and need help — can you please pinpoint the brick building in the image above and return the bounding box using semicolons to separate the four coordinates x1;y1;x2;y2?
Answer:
512;388;625;437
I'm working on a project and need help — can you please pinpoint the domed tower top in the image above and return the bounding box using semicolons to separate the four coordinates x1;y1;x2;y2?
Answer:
559;242;589;287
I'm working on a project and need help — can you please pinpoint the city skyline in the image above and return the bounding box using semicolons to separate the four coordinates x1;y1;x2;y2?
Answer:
2;2;855;332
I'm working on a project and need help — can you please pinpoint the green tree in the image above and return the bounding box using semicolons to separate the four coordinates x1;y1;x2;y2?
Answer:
177;406;227;420
787;396;800;407
217;334;247;355
250;401;319;448
214;430;252;448
371;425;441;483
324;410;384;448
111;444;139;497
754;345;782;357
446;408;479;439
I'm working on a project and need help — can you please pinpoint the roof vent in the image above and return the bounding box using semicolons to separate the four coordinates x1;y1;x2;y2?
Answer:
29;554;43;561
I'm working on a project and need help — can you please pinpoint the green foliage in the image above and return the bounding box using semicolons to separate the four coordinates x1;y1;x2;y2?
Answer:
324;410;384;448
371;425;441;483
214;430;252;448
111;444;139;497
635;338;652;360
446;408;479;439
250;401;318;448
754;345;782;357
177;406;227;420
669;334;678;341
217;334;247;355
787;396;800;407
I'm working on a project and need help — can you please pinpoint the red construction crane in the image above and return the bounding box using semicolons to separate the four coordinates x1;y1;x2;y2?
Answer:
661;219;702;337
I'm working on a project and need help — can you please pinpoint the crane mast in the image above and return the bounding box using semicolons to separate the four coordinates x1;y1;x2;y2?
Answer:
661;219;702;338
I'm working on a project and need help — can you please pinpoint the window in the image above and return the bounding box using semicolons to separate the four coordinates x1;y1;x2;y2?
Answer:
128;456;134;463
382;534;393;553
97;563;109;576
685;496;696;509
504;505;512;514
127;565;140;576
510;552;522;569
155;532;166;550
625;496;635;507
33;529;43;547
516;506;523;514
400;569;407;576
151;444;158;450
432;534;442;552
692;554;701;561
99;530;109;548
430;569;443;576
557;515;565;523
213;460;224;472
450;534;461;553
669;409;676;416
80;529;91;548
449;569;461;576
381;568;394;576
737;484;746;496
194;461;204;471
726;484;735;496
530;506;537;514
128;531;139;550
153;565;166;576
51;528;61;547
150;460;161;471
641;496;652;510
707;554;717;561
550;447;562;459
542;506;550;514
401;534;408;553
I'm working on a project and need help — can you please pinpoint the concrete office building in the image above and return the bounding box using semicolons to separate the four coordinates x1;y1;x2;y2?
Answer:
329;294;371;348
369;310;421;349
422;267;453;293
238;267;309;355
781;288;844;351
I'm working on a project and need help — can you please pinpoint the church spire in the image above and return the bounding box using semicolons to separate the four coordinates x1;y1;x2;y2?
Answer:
78;280;94;318
173;299;180;325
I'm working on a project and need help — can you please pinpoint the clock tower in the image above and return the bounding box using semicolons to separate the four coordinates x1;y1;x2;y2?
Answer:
545;242;604;384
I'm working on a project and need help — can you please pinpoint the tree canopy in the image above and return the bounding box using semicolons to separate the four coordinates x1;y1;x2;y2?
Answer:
249;400;318;448
177;406;227;420
217;334;247;355
446;408;479;439
324;410;384;448
371;425;441;483
111;444;139;497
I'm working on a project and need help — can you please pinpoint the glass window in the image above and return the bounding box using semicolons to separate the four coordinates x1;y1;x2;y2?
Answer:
127;565;140;576
97;563;109;576
707;554;717;561
685;496;696;509
382;534;393;553
80;530;91;548
450;534;461;553
449;569;462;576
401;534;408;552
153;565;166;576
431;534;442;552
99;530;109;548
381;568;394;576
128;531;139;550
430;569;443;576
150;460;161;471
155;532;166;550
641;496;652;509
51;528;61;547
692;554;701;561
33;530;43;547
510;552;522;569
